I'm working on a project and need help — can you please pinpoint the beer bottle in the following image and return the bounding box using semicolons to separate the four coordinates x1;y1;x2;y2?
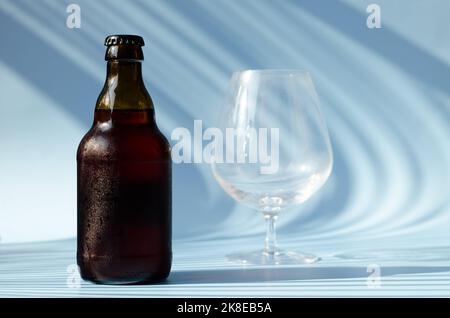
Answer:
77;35;171;284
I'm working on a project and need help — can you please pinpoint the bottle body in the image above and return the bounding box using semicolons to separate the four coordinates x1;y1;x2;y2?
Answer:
77;110;171;284
77;36;171;284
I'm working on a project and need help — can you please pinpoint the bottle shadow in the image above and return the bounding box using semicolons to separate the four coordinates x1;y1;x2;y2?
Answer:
167;265;450;285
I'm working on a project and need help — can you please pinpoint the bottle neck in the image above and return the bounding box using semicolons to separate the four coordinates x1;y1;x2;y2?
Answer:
106;60;144;86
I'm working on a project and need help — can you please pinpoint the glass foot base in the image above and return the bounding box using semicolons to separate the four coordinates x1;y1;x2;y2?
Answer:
226;249;320;265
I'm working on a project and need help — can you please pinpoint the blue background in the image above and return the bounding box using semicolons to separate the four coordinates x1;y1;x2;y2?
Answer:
0;0;450;297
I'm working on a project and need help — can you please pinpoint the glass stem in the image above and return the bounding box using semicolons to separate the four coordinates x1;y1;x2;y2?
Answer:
263;214;278;255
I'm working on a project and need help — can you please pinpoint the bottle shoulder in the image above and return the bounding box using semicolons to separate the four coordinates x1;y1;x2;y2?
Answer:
95;80;154;111
77;122;171;162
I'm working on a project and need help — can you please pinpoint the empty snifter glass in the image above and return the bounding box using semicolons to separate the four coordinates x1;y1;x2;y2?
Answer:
211;70;333;265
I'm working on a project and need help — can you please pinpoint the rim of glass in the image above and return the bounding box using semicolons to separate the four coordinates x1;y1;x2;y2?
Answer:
233;69;311;76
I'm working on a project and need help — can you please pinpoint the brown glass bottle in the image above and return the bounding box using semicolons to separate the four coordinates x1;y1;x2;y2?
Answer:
77;35;171;284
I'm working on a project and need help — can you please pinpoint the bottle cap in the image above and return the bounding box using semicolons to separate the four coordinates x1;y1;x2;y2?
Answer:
104;35;145;60
104;35;145;47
